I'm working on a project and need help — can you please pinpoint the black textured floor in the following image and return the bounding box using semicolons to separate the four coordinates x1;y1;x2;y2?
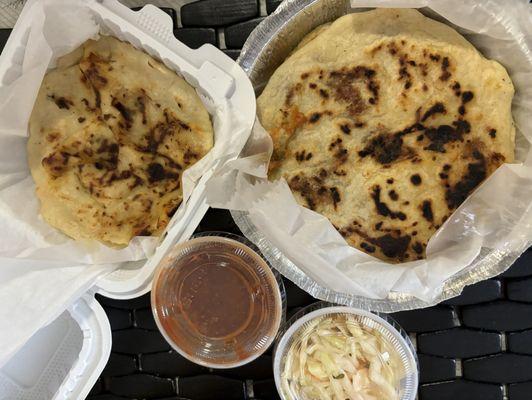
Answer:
89;208;532;400
3;1;532;399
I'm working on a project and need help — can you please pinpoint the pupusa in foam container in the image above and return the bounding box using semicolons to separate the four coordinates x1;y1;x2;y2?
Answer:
0;0;255;395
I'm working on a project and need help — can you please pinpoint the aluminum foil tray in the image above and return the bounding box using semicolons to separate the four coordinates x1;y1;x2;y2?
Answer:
233;0;529;312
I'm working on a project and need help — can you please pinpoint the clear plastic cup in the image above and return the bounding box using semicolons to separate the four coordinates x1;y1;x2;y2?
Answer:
274;302;418;400
151;232;286;368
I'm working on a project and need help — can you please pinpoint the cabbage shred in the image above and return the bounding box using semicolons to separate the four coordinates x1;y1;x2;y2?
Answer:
281;315;402;400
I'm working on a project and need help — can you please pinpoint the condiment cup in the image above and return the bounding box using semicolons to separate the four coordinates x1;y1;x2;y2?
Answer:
273;302;418;400
152;232;285;368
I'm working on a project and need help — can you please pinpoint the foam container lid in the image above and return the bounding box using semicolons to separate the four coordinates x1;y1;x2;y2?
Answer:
0;0;256;398
0;294;111;400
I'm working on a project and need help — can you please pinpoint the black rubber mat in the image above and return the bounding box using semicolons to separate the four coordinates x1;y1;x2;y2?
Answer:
89;208;532;400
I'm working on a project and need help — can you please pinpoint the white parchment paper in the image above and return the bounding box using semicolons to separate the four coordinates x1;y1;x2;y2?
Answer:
207;0;532;303
0;0;252;368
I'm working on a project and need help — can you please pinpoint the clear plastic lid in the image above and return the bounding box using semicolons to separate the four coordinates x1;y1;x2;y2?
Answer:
273;303;418;400
151;232;285;369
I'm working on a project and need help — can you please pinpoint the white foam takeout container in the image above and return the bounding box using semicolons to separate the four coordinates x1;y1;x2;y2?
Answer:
0;0;255;398
0;294;110;400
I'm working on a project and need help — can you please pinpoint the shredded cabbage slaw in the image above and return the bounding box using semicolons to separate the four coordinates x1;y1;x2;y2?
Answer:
281;315;402;400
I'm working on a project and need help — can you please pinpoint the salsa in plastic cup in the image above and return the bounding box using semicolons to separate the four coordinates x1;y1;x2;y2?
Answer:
152;232;285;368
